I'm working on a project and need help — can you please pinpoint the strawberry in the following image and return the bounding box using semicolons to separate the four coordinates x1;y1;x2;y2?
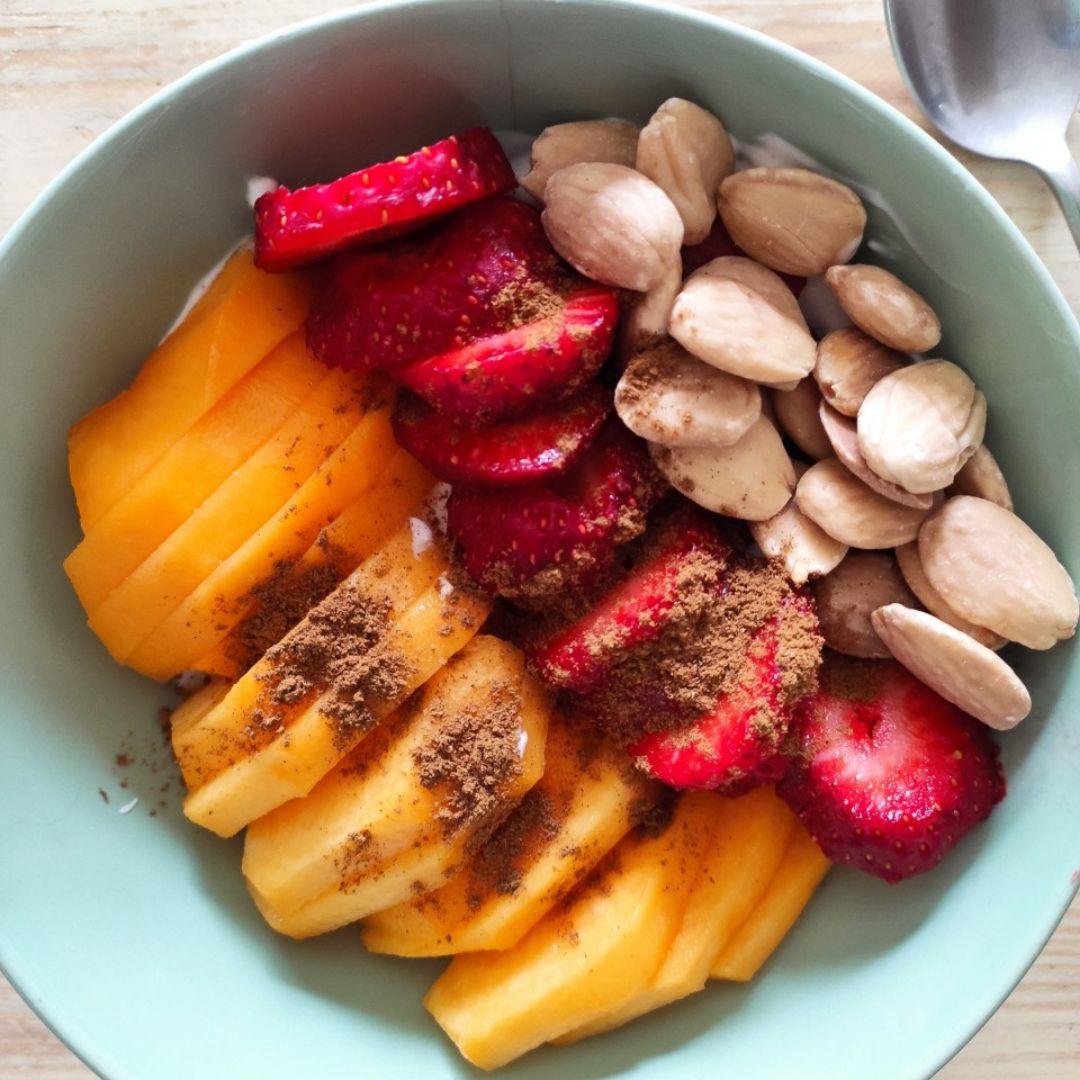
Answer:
446;420;667;606
254;128;516;271
777;656;1006;883
391;385;610;487
527;509;730;693
392;283;619;426
306;198;560;372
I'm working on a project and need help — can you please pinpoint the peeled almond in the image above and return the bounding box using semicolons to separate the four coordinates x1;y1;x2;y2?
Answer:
813;328;907;417
522;119;641;201
750;494;848;586
772;379;832;460
615;343;760;448
918;496;1079;650
810;551;916;658
669;276;816;385
825;264;942;353
948;444;1013;511
857;361;987;495
618;263;681;360
818;402;934;510
649;415;794;521
689;256;808;330
871;604;1031;731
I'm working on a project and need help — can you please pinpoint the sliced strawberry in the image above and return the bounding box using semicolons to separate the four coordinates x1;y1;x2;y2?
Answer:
393;283;619;426
527;509;730;693
254;128;517;271
446;420;667;606
777;656;1006;883
391;386;609;487
306;198;561;372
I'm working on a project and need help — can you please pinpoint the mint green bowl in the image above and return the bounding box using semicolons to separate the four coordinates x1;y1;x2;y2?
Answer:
1;2;1077;1077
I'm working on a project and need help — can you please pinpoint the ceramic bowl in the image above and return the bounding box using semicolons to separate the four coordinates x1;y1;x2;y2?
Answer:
1;2;1077;1077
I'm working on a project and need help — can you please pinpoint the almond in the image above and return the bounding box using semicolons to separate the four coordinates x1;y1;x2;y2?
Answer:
689;255;808;330
948;444;1013;511
796;458;930;549
825;264;942;353
773;379;833;460
636;98;735;245
649;415;794;520
871;604;1031;731
669;276;816;385
615;341;760;448
918;496;1079;650
813;327;907;417
857;361;986;495
717;168;867;276
617;263;681;360
521;119;640;201
810;551;917;658
542;162;684;291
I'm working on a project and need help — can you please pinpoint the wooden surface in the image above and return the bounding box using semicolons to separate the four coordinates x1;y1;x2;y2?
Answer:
1;1;1077;1077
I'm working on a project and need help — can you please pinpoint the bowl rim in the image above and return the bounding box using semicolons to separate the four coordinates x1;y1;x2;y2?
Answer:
1;1;1078;1077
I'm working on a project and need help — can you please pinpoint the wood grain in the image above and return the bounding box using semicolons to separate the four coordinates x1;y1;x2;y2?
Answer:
1;2;1077;1077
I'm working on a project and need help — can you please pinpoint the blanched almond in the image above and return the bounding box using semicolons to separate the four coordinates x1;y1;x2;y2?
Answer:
773;379;832;460
521;119;640;201
825;264;942;353
649;415;794;520
717;168;867;276
871;604;1031;730
636;98;734;245
542;163;683;291
894;541;1006;650
796;458;930;549
818;401;934;510
615;342;760;448
918;496;1079;650
949;444;1013;511
690;255;808;330
669;276;816;385
751;482;848;585
617;263;681;359
813;327;907;417
810;551;916;658
857;361;986;495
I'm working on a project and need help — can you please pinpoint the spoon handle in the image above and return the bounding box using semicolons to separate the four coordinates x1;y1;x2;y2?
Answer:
1036;149;1080;253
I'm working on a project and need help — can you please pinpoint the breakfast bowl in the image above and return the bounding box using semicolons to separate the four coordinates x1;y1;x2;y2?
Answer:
1;1;1078;1077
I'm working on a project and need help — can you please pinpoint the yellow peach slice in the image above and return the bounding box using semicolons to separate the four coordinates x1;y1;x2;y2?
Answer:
362;711;657;957
710;820;830;982
68;249;312;528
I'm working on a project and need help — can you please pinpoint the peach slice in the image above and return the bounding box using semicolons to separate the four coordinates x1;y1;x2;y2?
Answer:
68;249;312;529
361;711;658;957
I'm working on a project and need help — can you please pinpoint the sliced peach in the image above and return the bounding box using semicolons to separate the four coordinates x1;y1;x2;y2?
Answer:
710;819;830;982
181;577;490;837
362;711;657;957
66;332;328;613
124;393;400;680
68;249;312;528
424;794;708;1071
244;637;550;938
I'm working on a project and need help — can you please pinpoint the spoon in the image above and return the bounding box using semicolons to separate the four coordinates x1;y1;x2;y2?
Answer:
884;0;1080;248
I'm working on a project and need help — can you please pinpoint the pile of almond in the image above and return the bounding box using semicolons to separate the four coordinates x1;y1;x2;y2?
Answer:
522;100;1078;733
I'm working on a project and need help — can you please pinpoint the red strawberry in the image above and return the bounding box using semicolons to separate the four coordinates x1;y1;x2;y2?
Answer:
391;386;610;487
393;283;619;426
527;510;730;693
777;656;1006;883
306;198;561;372
254;128;516;271
446;420;667;606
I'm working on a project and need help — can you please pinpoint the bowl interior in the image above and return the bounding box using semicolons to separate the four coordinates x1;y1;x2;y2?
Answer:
1;2;1079;1078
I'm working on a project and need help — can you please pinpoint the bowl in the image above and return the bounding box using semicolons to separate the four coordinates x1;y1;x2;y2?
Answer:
1;1;1078;1077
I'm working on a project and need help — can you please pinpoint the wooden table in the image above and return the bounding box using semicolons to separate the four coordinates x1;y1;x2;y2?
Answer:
2;2;1077;1076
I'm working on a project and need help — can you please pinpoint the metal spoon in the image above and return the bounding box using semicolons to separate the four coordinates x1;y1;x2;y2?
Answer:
884;0;1080;248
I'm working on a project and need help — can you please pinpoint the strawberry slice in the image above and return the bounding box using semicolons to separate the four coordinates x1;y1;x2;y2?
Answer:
446;420;667;606
391;386;610;487
306;198;561;372
254;128;517;271
393;283;619;426
777;656;1006;883
527;509;730;693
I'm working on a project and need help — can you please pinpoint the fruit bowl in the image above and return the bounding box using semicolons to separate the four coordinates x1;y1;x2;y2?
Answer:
1;1;1078;1076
